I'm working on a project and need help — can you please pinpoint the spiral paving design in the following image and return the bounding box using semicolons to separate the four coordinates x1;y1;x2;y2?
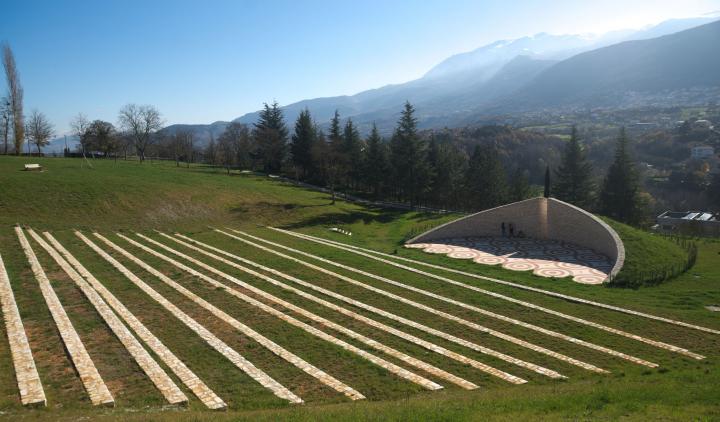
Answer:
406;237;611;284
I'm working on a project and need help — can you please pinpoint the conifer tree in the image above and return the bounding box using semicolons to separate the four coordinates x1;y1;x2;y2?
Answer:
465;144;508;210
554;126;595;208
362;123;388;198
598;127;646;224
252;101;288;174
290;108;316;180
510;167;532;202
389;102;430;206
427;138;467;209
343;118;363;189
327;110;348;183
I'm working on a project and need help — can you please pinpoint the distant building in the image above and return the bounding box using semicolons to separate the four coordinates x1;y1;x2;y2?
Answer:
692;119;713;130
691;146;715;159
655;211;720;237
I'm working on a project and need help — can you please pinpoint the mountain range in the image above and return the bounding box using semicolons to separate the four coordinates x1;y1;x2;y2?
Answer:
157;17;720;144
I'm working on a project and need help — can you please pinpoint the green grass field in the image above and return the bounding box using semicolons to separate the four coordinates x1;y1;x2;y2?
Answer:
0;156;718;421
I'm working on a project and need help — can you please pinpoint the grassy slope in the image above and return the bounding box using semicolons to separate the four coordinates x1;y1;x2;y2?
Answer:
0;156;718;421
604;219;689;286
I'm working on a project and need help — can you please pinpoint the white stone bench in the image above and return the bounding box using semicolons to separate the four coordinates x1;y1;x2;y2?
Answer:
24;164;42;171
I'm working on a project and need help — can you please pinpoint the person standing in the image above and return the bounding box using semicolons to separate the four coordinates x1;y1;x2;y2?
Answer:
501;222;506;237
509;223;515;238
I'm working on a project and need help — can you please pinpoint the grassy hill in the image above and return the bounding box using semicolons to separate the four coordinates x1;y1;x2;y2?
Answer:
0;156;718;421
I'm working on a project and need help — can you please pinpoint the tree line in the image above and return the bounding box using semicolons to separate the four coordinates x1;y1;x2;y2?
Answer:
198;100;650;225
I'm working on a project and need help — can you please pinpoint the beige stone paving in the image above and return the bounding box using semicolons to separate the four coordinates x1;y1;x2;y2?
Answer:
408;237;610;284
211;232;611;375
294;231;720;336
155;232;465;390
274;228;705;361
246;229;660;366
15;227;114;407
117;233;365;401
83;233;303;405
48;232;226;410
27;229;188;406
187;231;528;384
0;252;46;407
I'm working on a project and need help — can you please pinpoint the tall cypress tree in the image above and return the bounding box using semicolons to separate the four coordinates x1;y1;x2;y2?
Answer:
389;102;430;206
290;108;316;180
554;126;595;208
599;127;646;224
465;144;508;210
252;101;288;174
362;123;388;198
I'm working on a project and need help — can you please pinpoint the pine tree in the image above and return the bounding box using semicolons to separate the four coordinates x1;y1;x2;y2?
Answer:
327;110;348;184
510;167;532;202
427;138;468;209
554;126;595;208
362;123;388;198
389;102;431;206
252;101;288;174
290;108;316;180
465;144;508;210
342;118;363;189
599;127;646;224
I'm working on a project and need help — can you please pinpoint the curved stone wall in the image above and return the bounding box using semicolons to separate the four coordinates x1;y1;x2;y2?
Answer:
407;197;625;279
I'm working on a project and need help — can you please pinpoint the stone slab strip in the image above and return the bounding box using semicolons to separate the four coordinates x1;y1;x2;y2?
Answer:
15;227;114;407
211;232;607;374
147;232;456;390
295;231;720;336
51;232;226;410
231;229;658;367
275;228;704;361
165;233;476;391
115;233;365;401
26;230;189;407
167;232;567;382
82;232;302;404
145;233;526;385
0;252;46;407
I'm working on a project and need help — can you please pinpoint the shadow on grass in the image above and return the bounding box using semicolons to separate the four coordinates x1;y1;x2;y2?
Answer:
280;206;426;230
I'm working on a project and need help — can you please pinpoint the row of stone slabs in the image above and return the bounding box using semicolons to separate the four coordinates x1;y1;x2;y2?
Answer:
0;226;709;409
2;228;451;408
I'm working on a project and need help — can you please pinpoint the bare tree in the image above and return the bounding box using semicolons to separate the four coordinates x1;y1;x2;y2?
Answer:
182;131;194;168
25;110;53;154
217;129;238;175
118;104;163;162
70;113;90;157
2;43;24;155
1;96;10;154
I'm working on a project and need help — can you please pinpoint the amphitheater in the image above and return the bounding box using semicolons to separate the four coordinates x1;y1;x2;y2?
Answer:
406;197;625;284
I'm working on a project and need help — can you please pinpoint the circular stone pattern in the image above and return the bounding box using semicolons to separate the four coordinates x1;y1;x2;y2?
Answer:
408;237;611;285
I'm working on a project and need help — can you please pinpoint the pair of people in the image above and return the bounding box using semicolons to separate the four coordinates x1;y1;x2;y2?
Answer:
501;222;515;237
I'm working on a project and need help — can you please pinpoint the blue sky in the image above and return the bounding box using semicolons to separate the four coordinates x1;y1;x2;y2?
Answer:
2;0;719;134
